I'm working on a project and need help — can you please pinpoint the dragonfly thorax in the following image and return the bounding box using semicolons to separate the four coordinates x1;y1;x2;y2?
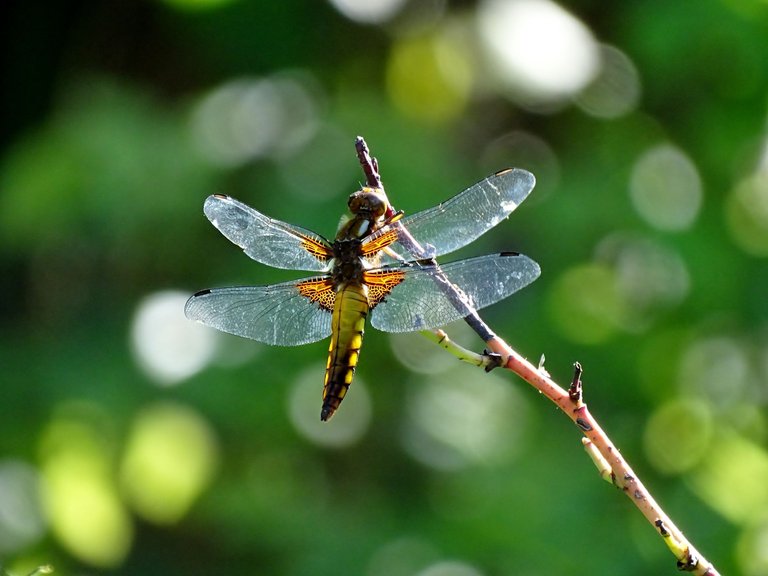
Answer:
331;238;366;286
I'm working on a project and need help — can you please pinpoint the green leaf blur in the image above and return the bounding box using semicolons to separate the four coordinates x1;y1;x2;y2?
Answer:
2;1;767;575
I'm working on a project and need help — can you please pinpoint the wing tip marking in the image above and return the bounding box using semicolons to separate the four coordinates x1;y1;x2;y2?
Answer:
493;167;536;188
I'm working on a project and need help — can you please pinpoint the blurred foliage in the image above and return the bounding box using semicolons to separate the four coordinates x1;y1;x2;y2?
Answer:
2;0;768;575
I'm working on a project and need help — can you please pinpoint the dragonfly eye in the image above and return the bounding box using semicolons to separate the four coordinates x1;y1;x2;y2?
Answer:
348;187;389;220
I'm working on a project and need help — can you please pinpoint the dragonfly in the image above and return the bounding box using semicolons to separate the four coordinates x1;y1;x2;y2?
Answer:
185;168;540;421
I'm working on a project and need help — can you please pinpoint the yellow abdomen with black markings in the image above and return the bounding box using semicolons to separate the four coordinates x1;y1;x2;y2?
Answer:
321;282;369;421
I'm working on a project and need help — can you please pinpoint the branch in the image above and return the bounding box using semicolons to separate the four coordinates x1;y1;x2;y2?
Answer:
419;329;503;371
486;338;719;575
354;136;721;575
355;136;382;190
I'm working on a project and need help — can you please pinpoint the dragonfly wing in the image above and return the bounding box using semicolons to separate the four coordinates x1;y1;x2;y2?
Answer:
204;195;332;272
380;169;535;263
370;253;540;333
185;277;333;346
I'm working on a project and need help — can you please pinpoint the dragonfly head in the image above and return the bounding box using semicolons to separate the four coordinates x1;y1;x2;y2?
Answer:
337;187;391;240
347;187;389;221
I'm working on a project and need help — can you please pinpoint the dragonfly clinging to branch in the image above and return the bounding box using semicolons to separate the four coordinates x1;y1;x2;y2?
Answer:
185;168;540;420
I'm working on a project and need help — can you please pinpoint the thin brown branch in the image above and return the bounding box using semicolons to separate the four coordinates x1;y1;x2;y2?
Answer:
485;337;720;576
355;136;382;190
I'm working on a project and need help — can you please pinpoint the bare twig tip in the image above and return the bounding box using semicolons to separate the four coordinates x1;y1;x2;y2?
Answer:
354;136;382;189
569;361;583;403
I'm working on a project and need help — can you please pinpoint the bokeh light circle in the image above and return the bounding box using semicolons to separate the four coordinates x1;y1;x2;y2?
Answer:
367;537;439;576
289;365;372;448
131;291;219;386
477;0;599;106
596;234;690;331
402;370;525;470
576;44;641;119
629;144;702;231
688;433;768;524
120;402;218;524
737;517;768;576
190;74;319;167
547;263;624;344
386;32;472;123
328;0;408;24
38;405;133;568
643;399;713;475
678;335;752;408
416;560;484;576
726;173;768;256
0;460;46;554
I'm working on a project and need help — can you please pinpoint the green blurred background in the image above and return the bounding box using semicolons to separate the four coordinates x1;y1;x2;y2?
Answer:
2;0;768;574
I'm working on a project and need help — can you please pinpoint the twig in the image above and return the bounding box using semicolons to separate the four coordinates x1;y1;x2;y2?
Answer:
419;329;503;371
485;338;719;575
355;136;382;190
355;136;721;575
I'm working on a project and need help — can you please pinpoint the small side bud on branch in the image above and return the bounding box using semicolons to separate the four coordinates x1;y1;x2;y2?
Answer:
537;354;551;377
582;438;615;485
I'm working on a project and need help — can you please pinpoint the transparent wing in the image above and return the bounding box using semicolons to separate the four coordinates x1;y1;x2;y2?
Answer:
204;195;332;272
185;279;333;346
370;253;540;333
380;168;535;263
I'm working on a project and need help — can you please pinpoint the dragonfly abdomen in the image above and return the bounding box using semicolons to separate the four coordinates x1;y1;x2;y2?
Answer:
321;283;369;421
